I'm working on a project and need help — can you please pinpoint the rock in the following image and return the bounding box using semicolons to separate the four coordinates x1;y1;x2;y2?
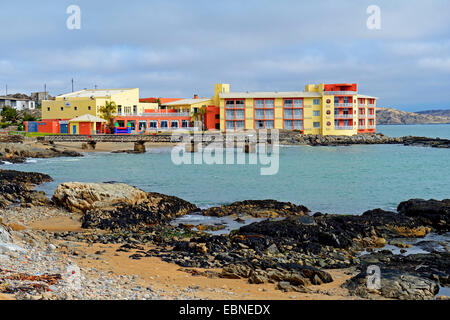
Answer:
0;142;82;163
52;182;149;213
81;191;198;231
397;199;450;231
0;169;53;208
202;199;309;218
345;251;449;299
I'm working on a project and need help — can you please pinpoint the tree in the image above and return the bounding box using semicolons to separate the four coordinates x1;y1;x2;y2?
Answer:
1;106;18;123
191;107;207;130
23;113;37;122
99;100;117;132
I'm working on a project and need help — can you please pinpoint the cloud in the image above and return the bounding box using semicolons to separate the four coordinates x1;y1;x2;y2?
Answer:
0;0;449;110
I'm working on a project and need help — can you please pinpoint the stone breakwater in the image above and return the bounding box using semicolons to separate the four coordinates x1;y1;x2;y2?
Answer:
277;131;450;148
0;175;449;300
115;132;450;148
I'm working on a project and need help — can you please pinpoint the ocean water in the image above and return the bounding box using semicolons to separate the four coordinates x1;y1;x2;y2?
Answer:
377;124;450;139
3;124;449;214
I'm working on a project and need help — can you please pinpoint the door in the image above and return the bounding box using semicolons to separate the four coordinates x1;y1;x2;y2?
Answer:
60;124;68;134
72;125;77;134
28;122;38;132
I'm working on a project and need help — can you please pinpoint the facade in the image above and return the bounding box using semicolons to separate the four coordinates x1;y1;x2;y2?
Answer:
35;83;376;136
0;96;35;110
216;83;376;135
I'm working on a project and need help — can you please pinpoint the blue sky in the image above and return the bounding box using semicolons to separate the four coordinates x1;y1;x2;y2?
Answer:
1;0;449;111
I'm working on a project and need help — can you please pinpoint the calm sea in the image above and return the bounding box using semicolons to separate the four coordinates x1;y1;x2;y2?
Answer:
3;124;449;214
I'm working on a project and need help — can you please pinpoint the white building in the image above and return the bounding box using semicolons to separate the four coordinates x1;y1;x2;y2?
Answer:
0;96;35;110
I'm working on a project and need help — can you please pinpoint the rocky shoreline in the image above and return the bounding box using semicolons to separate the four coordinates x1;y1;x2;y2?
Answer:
0;136;82;164
1;172;448;300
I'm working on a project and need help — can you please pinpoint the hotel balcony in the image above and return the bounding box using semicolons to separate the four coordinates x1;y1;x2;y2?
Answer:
335;103;353;107
368;125;375;129
334;114;353;119
335;126;353;130
324;91;357;95
368;103;375;106
117;112;191;117
367;114;375;118
358;125;366;129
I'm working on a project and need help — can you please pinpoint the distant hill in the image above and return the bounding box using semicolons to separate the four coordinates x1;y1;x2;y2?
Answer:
416;109;450;117
376;107;450;125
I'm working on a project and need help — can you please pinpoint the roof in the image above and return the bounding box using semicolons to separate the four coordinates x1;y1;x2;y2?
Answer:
58;88;136;99
69;114;107;123
140;98;183;104
357;94;378;99
0;96;32;101
219;91;322;99
163;98;211;106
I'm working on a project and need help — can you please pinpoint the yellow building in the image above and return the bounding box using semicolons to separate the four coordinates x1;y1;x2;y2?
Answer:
212;82;376;135
41;88;158;120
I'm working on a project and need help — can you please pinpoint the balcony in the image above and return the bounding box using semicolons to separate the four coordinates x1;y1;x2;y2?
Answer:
335;126;354;130
358;125;366;129
334;114;353;119
368;125;375;129
367;114;375;118
324;91;357;95
368;103;375;106
117;112;191;118
335;103;353;107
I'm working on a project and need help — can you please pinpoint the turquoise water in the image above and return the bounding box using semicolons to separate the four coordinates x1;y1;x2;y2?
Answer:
3;133;449;214
377;124;450;139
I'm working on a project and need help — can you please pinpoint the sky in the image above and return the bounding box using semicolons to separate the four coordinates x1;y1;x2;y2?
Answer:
1;0;449;111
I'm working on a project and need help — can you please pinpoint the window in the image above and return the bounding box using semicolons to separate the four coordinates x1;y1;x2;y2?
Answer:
133;106;137;115
160;120;168;129
124;106;131;115
88;106;91;110
334;97;339;104
117;106;122;115
138;121;147;131
47;107;50;111
60;107;63;111
225;99;246;130
127;120;136;131
149;121;157;129
74;107;77;111
313;122;320;128
313;110;320;116
283;98;303;130
171;120;179;128
313;99;320;105
181;120;189;128
254;99;274;129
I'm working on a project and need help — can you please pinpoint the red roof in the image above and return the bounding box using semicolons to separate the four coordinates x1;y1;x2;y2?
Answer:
139;98;183;104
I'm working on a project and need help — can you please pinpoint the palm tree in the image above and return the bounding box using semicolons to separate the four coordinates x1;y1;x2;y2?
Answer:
191;107;206;130
99;100;117;133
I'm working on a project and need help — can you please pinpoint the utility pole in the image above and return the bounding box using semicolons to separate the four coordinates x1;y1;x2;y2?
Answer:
44;84;47;100
71;78;74;92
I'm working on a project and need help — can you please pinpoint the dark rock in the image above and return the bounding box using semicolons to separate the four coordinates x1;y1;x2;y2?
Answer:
81;192;198;231
397;199;450;231
202;199;309;218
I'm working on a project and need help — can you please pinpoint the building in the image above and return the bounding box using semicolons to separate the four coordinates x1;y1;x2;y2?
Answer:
0;95;35;110
34;83;376;136
160;83;376;135
31;91;52;106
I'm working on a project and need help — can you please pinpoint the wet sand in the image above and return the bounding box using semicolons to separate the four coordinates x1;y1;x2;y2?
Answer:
29;141;176;153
